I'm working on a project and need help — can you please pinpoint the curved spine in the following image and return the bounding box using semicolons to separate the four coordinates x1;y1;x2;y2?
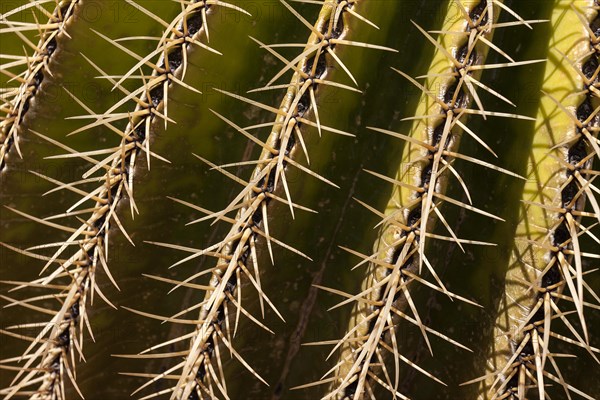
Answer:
478;1;600;398
312;1;543;398
0;1;244;398
0;0;80;173
129;1;396;398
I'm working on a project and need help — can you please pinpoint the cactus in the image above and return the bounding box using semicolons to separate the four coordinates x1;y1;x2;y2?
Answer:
0;0;598;399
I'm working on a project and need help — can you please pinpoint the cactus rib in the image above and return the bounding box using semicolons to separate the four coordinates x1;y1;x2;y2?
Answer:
478;1;600;399
0;0;80;173
129;1;397;398
0;0;598;398
308;1;546;399
0;1;245;397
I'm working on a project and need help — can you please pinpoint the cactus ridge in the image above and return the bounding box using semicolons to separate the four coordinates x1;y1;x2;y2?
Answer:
475;2;600;399
0;1;249;398
304;1;548;399
0;1;598;399
126;1;399;398
0;0;80;174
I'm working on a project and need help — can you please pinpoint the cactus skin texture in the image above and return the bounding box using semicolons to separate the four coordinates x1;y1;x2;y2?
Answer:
0;1;598;400
476;1;600;399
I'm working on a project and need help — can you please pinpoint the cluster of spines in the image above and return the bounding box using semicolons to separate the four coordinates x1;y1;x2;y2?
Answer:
2;0;596;398
0;1;236;397
301;1;546;398
124;0;399;398
477;2;600;399
0;0;80;173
